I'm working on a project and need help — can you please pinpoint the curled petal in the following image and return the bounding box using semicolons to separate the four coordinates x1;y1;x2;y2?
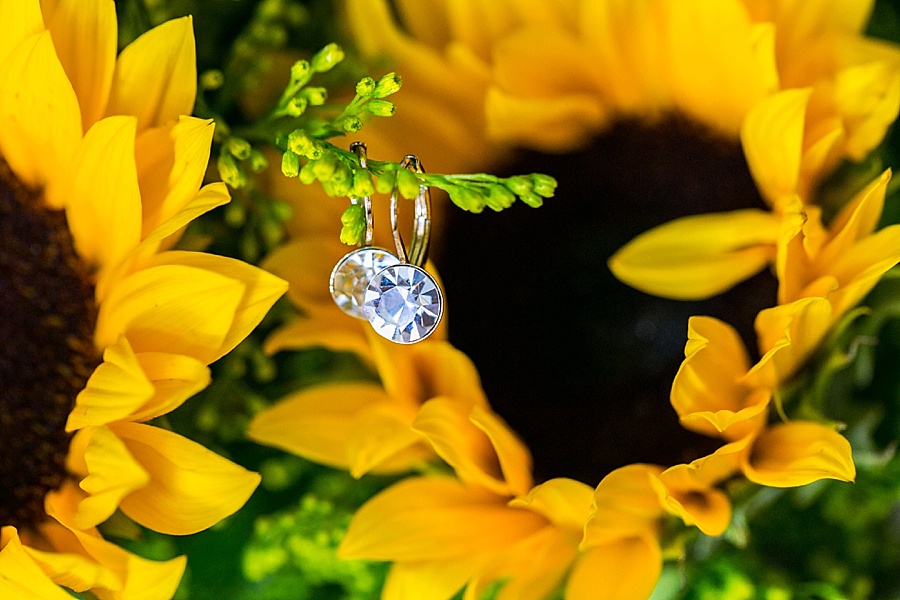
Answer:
0;528;74;599
609;210;778;300
744;421;856;487
508;477;594;535
654;465;732;536
565;537;662;600
583;464;665;548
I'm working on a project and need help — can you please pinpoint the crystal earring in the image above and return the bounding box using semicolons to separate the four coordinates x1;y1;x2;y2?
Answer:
329;142;401;319
363;155;444;344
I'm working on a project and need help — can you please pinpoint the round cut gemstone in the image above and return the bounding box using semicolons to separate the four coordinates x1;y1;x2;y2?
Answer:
330;247;400;319
364;264;443;344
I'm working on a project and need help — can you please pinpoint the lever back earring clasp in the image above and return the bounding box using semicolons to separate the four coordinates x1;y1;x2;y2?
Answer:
329;142;400;319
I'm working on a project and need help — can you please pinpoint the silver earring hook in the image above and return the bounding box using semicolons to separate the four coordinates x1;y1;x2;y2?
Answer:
350;141;374;247
390;155;431;267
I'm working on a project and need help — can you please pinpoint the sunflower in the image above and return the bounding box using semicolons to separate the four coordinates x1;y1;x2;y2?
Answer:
0;2;286;597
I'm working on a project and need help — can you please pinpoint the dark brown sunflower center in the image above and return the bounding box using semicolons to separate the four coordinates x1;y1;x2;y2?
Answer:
437;113;774;485
0;159;99;530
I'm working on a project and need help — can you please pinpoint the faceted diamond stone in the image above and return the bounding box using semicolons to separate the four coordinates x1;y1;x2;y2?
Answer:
364;264;443;344
330;247;400;319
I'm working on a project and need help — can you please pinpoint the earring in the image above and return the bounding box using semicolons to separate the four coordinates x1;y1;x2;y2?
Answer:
329;142;400;319
363;155;444;344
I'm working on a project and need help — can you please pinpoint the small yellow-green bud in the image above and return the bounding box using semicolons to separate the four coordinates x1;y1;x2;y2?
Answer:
366;99;395;117
350;169;375;197
520;192;543;208
504;175;533;196
301;86;327;106
531;173;557;197
340;203;365;245
217;153;246;188
395;168;421;199
285;96;307;117
226;137;253;160
312;153;338;181
224;201;246;227
290;59;311;82
281;150;301;177
355;76;376;97
329;162;352;196
375;169;396;194
299;160;317;184
373;72;402;98
200;69;224;90
270;200;293;222
485;184;516;211
311;43;344;72
287;129;321;159
248;149;268;172
342;116;363;133
448;186;485;213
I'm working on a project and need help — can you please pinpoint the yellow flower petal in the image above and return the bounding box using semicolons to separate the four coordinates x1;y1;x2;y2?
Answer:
828;226;900;316
67;335;154;431
470;404;534;497
383;556;484;600
135;116;216;237
66;115;142;269
0;527;73;600
0;0;44;64
831;60;900;160
744;421;856;487
147;251;288;362
112;421;261;535
753;296;833;383
263;236;358;309
128;351;210;422
583;464;665;548
609;210;779;299
565;537;662;600
247;382;399;471
508;477;594;535
655;464;732;536
338;477;546;562
22;542;120;594
819;170;890;267
71;426;149;530
741;88;812;205
263;310;373;359
41;0;116;128
346;405;431;478
106;16;196;130
0;31;81;195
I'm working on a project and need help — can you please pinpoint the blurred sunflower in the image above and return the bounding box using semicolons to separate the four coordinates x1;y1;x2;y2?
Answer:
0;1;286;597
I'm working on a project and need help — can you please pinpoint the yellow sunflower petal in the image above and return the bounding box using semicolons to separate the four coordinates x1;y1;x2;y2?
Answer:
338;477;546;562
0;527;74;600
247;382;397;471
470;404;534;497
820;170;890;266
743;421;856;487
609;209;779;300
106;16;196;130
565;537;662;600
22;542;120;594
0;1;44;64
263;310;373;359
147;251;287;362
346;404;430;478
136;116;216;237
71;426;149;530
753;296;833;383
741;88;812;205
0;31;81;195
128;351;210;422
383;556;484;600
95;264;245;363
112;421;260;535
582;464;665;548
41;0;116;128
465;526;577;600
655;464;732;536
67;335;153;431
508;477;594;535
66;115;142;269
828;226;900;316
832;60;900;160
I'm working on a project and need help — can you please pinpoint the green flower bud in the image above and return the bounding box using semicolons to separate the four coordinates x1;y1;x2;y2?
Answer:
290;59;311;82
355;76;376;97
270;200;293;222
375;169;396;194
301;86;327;106
373;72;402;98
366;99;395;117
287;129;321;159
520;192;543;208
224;201;246;227
329;163;352;196
281;150;301;178
226;137;253;160
340;203;365;245
395;168;421;199
259;220;284;249
248;149;269;172
448;186;485;213
285;96;308;117
504;175;533;196
485;184;516;211
311;43;345;72
217;152;246;188
312;153;338;181
200;69;224;90
299;160;318;184
531;173;558;197
342;116;363;133
350;169;375;197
